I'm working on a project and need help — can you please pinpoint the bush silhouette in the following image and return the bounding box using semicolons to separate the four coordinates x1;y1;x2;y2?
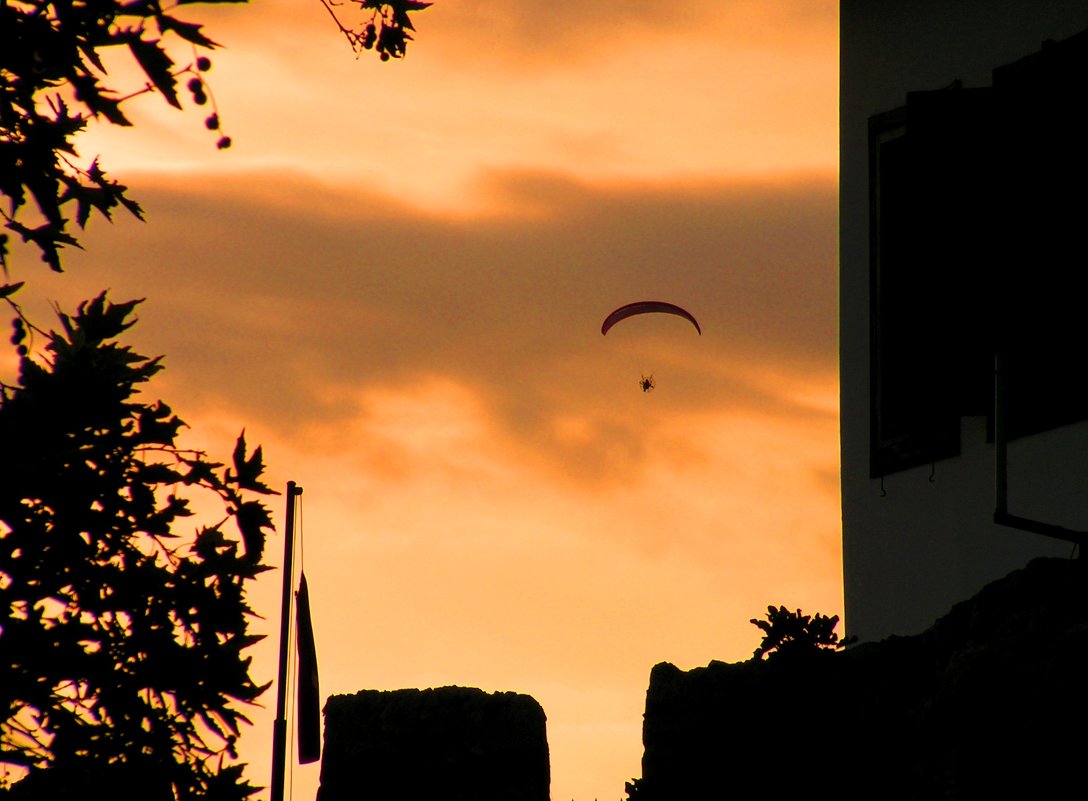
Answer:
750;605;854;661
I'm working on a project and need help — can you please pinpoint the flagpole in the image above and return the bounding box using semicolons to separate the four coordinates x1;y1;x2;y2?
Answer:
270;481;303;801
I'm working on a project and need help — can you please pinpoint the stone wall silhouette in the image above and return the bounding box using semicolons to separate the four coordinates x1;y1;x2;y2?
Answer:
317;686;549;801
638;558;1088;799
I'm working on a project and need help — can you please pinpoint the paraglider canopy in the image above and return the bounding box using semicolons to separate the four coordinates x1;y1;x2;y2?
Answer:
601;301;702;336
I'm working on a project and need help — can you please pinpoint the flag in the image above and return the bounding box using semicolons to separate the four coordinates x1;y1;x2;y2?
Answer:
296;571;321;764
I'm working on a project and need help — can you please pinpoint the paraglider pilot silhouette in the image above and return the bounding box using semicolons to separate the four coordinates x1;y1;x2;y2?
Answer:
601;301;701;392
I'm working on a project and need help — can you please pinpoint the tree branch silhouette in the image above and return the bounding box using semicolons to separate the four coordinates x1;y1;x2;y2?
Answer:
319;0;432;61
0;0;241;276
1;0;432;280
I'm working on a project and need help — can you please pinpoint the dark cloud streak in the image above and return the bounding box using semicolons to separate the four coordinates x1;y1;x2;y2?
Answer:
50;168;837;480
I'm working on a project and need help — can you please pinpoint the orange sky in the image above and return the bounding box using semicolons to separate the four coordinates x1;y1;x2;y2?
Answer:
6;2;839;799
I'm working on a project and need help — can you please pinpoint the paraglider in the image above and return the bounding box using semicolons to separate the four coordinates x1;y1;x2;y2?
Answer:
601;301;700;392
600;301;702;337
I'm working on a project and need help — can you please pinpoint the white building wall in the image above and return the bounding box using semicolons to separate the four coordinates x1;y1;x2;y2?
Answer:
840;1;1088;642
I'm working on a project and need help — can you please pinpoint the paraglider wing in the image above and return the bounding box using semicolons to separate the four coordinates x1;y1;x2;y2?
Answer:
601;301;702;336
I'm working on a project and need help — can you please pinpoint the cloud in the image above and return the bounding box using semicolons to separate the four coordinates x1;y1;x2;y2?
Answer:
69;1;837;215
196;0;836;69
422;0;837;66
6;167;841;801
26;167;835;486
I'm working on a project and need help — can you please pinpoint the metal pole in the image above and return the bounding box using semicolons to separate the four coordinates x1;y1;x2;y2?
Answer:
270;481;303;801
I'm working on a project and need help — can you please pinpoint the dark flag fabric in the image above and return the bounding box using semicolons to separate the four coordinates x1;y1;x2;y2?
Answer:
296;572;321;764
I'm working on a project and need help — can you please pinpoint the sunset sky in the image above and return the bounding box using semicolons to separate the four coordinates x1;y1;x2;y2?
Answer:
7;2;840;798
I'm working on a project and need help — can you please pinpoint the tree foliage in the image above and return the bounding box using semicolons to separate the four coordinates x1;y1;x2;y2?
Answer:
1;1;434;794
0;293;275;798
1;0;432;279
750;605;855;662
320;0;431;61
0;0;240;275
